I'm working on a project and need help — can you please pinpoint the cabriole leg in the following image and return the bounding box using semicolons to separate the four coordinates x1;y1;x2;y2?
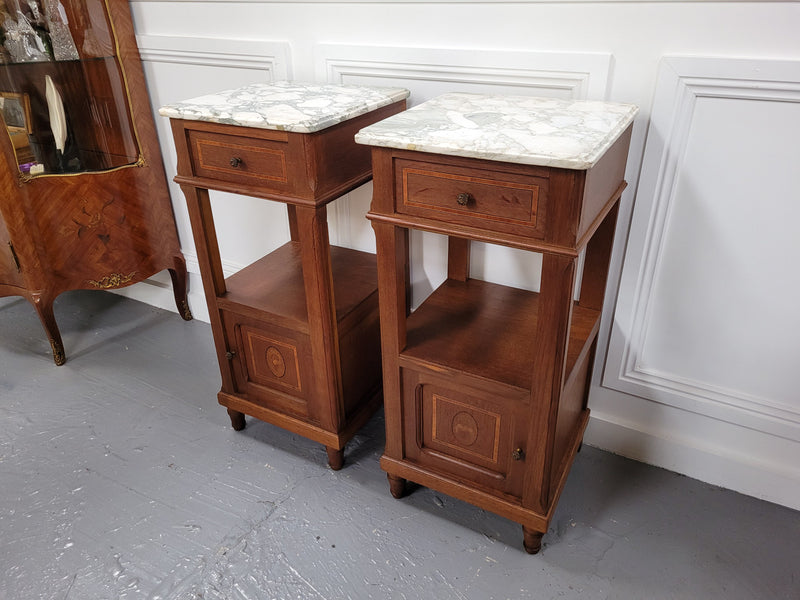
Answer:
31;294;65;366
168;257;192;321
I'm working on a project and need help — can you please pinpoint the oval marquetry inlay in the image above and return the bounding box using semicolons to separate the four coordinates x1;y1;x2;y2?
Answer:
451;411;479;446
265;346;286;378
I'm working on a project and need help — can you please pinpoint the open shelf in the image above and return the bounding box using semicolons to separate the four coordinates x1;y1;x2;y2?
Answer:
220;241;379;330
402;278;600;391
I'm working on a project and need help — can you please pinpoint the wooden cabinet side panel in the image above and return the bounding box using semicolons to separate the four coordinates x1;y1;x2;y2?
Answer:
550;343;593;497
579;202;621;311
578;126;632;241
0;211;23;289
338;295;383;418
309;100;407;200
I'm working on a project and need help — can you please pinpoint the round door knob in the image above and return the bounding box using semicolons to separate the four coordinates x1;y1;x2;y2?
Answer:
512;447;525;461
456;192;473;206
230;157;243;168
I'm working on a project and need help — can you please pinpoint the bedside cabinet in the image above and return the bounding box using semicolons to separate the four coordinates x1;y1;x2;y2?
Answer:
161;82;408;469
356;93;637;552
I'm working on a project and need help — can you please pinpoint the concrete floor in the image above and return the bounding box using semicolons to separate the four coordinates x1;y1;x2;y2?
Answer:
1;290;798;600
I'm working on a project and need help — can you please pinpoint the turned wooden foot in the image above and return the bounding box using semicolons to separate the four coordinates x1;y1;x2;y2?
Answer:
168;259;192;321
522;526;544;554
227;409;246;431
31;294;65;365
387;474;407;499
326;446;345;470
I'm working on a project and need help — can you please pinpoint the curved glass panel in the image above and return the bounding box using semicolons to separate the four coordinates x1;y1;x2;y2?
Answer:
0;0;138;177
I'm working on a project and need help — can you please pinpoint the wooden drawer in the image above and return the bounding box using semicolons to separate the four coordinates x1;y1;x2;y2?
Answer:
396;158;548;237
222;311;314;420
188;128;290;190
401;368;529;499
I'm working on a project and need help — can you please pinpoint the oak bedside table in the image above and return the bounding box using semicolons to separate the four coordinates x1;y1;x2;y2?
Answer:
161;82;409;469
356;93;637;551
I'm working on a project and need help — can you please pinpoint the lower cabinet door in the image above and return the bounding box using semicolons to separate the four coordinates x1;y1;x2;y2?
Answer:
222;311;316;421
401;368;529;499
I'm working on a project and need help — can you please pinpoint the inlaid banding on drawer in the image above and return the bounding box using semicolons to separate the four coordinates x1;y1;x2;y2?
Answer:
188;130;288;183
399;162;545;230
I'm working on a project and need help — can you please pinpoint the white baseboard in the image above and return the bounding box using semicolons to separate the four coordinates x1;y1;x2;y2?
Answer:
110;270;210;323
585;410;800;511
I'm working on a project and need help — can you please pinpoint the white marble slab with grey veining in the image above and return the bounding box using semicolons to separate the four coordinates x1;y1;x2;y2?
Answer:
355;93;638;169
158;81;410;133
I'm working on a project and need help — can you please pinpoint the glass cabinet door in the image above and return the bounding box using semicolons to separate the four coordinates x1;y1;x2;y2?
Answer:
0;0;138;177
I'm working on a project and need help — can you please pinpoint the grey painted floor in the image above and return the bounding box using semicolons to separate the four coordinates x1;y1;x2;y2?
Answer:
1;290;798;600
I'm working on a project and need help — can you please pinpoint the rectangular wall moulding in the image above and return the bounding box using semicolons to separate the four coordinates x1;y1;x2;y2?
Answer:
604;56;800;442
314;44;613;103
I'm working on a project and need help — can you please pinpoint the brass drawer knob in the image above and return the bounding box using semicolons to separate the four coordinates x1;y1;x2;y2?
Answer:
512;447;525;461
225;350;237;360
456;192;473;206
229;156;243;168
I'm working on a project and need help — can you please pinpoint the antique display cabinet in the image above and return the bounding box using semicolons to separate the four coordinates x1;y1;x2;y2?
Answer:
356;93;637;552
0;0;190;365
161;82;409;469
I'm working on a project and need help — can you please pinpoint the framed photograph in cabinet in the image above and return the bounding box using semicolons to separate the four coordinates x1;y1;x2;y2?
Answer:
0;91;32;134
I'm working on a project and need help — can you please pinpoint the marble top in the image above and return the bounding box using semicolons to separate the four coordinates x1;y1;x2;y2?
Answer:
354;93;638;169
158;81;410;133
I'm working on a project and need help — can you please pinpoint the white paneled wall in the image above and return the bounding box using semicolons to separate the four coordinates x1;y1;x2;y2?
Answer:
606;57;800;438
120;1;800;509
598;56;800;508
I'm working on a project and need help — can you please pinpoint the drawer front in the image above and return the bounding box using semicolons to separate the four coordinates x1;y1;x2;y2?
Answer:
401;369;528;499
222;312;313;419
188;129;290;189
397;158;547;237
